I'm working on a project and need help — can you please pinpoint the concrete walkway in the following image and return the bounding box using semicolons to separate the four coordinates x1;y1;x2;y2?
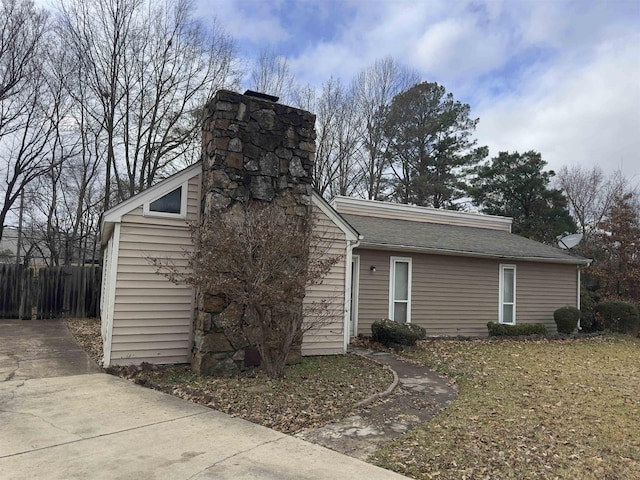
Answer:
297;347;458;460
0;320;408;479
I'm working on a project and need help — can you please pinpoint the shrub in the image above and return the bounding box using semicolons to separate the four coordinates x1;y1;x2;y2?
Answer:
487;321;547;337
594;301;640;335
371;318;427;347
580;286;600;332
554;306;581;334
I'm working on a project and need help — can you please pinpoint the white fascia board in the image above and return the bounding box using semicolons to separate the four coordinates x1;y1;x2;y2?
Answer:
358;241;591;266
330;195;513;229
102;163;202;225
101;222;115;247
312;192;360;241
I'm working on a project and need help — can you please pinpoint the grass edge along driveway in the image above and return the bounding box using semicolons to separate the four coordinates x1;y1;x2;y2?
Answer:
372;336;640;480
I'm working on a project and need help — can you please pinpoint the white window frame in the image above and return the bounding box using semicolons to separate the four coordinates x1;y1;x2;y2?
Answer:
499;264;516;325
388;256;412;323
350;254;360;336
143;182;188;219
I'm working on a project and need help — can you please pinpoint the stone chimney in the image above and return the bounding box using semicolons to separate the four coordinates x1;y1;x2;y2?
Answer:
193;90;316;375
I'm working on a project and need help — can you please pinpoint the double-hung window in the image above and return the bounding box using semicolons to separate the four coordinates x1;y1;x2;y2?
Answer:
499;264;516;324
389;257;412;323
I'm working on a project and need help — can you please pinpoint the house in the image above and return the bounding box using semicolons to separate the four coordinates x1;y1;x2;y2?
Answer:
100;89;588;368
100;165;588;366
100;163;359;366
332;196;589;337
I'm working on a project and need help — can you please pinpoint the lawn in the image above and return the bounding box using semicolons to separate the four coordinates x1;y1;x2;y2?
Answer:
372;336;640;480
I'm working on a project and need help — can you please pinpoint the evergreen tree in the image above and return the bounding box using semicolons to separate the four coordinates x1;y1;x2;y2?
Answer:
470;151;576;243
384;81;487;208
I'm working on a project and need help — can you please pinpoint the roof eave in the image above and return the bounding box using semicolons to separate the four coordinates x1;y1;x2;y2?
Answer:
101;221;115;247
102;162;202;225
357;241;591;266
312;191;360;241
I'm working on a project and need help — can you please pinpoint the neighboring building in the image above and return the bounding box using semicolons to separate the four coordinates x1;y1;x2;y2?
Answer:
0;227;49;266
0;226;100;267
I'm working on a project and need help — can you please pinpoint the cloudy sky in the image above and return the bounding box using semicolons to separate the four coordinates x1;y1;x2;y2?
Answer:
198;0;640;185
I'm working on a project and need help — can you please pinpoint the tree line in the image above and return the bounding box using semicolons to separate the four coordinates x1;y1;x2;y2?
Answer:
0;0;637;311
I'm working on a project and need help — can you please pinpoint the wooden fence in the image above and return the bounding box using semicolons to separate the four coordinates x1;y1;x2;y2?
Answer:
0;265;101;319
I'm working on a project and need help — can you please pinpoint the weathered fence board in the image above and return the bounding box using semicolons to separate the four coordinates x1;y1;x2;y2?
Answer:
0;265;31;319
0;265;101;319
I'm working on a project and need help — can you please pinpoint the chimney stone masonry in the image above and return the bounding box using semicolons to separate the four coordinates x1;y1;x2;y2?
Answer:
192;90;316;375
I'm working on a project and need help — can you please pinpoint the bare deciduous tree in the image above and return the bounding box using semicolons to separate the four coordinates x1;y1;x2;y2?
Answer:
249;46;296;104
556;165;627;239
20;35;103;266
57;0;241;206
0;0;50;243
312;77;359;197
352;56;419;200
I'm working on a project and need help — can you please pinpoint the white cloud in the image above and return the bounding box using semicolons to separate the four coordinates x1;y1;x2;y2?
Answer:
194;0;289;46
193;0;639;184
475;32;640;183
409;17;509;80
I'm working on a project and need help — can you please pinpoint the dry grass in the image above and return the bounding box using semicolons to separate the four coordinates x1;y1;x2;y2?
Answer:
372;336;640;480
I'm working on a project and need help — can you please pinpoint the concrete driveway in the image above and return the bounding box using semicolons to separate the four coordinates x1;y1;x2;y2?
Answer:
0;320;408;479
0;319;102;381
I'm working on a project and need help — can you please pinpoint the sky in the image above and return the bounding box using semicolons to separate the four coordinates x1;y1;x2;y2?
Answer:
196;0;640;186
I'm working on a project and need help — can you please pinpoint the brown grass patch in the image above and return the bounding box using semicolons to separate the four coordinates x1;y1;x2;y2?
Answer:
125;354;393;433
372;336;640;479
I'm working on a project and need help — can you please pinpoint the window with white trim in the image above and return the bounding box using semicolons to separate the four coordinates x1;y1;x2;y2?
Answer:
143;184;187;218
499;264;516;324
389;256;412;323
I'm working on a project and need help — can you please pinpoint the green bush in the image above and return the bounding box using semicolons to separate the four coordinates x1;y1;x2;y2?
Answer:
595;301;640;335
371;318;427;347
487;321;547;337
554;306;581;334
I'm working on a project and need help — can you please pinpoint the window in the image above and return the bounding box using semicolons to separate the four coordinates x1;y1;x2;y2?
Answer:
499;264;516;324
144;184;187;218
389;256;412;323
150;187;182;214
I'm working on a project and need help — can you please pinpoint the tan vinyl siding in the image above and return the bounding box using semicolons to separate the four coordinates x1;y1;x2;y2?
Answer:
355;248;578;337
333;198;511;231
185;175;201;219
109;175;200;365
302;207;347;356
516;262;577;333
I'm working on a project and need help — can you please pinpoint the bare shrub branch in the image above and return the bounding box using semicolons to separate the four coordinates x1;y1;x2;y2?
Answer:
151;203;342;378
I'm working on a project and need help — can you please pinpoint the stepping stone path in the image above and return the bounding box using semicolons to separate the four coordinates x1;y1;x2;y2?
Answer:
296;347;458;460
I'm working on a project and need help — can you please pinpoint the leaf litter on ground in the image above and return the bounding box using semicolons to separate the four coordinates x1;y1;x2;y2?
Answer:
65;318;393;434
372;335;640;480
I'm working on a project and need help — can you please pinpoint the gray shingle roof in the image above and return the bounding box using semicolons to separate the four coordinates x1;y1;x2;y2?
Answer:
343;214;588;264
